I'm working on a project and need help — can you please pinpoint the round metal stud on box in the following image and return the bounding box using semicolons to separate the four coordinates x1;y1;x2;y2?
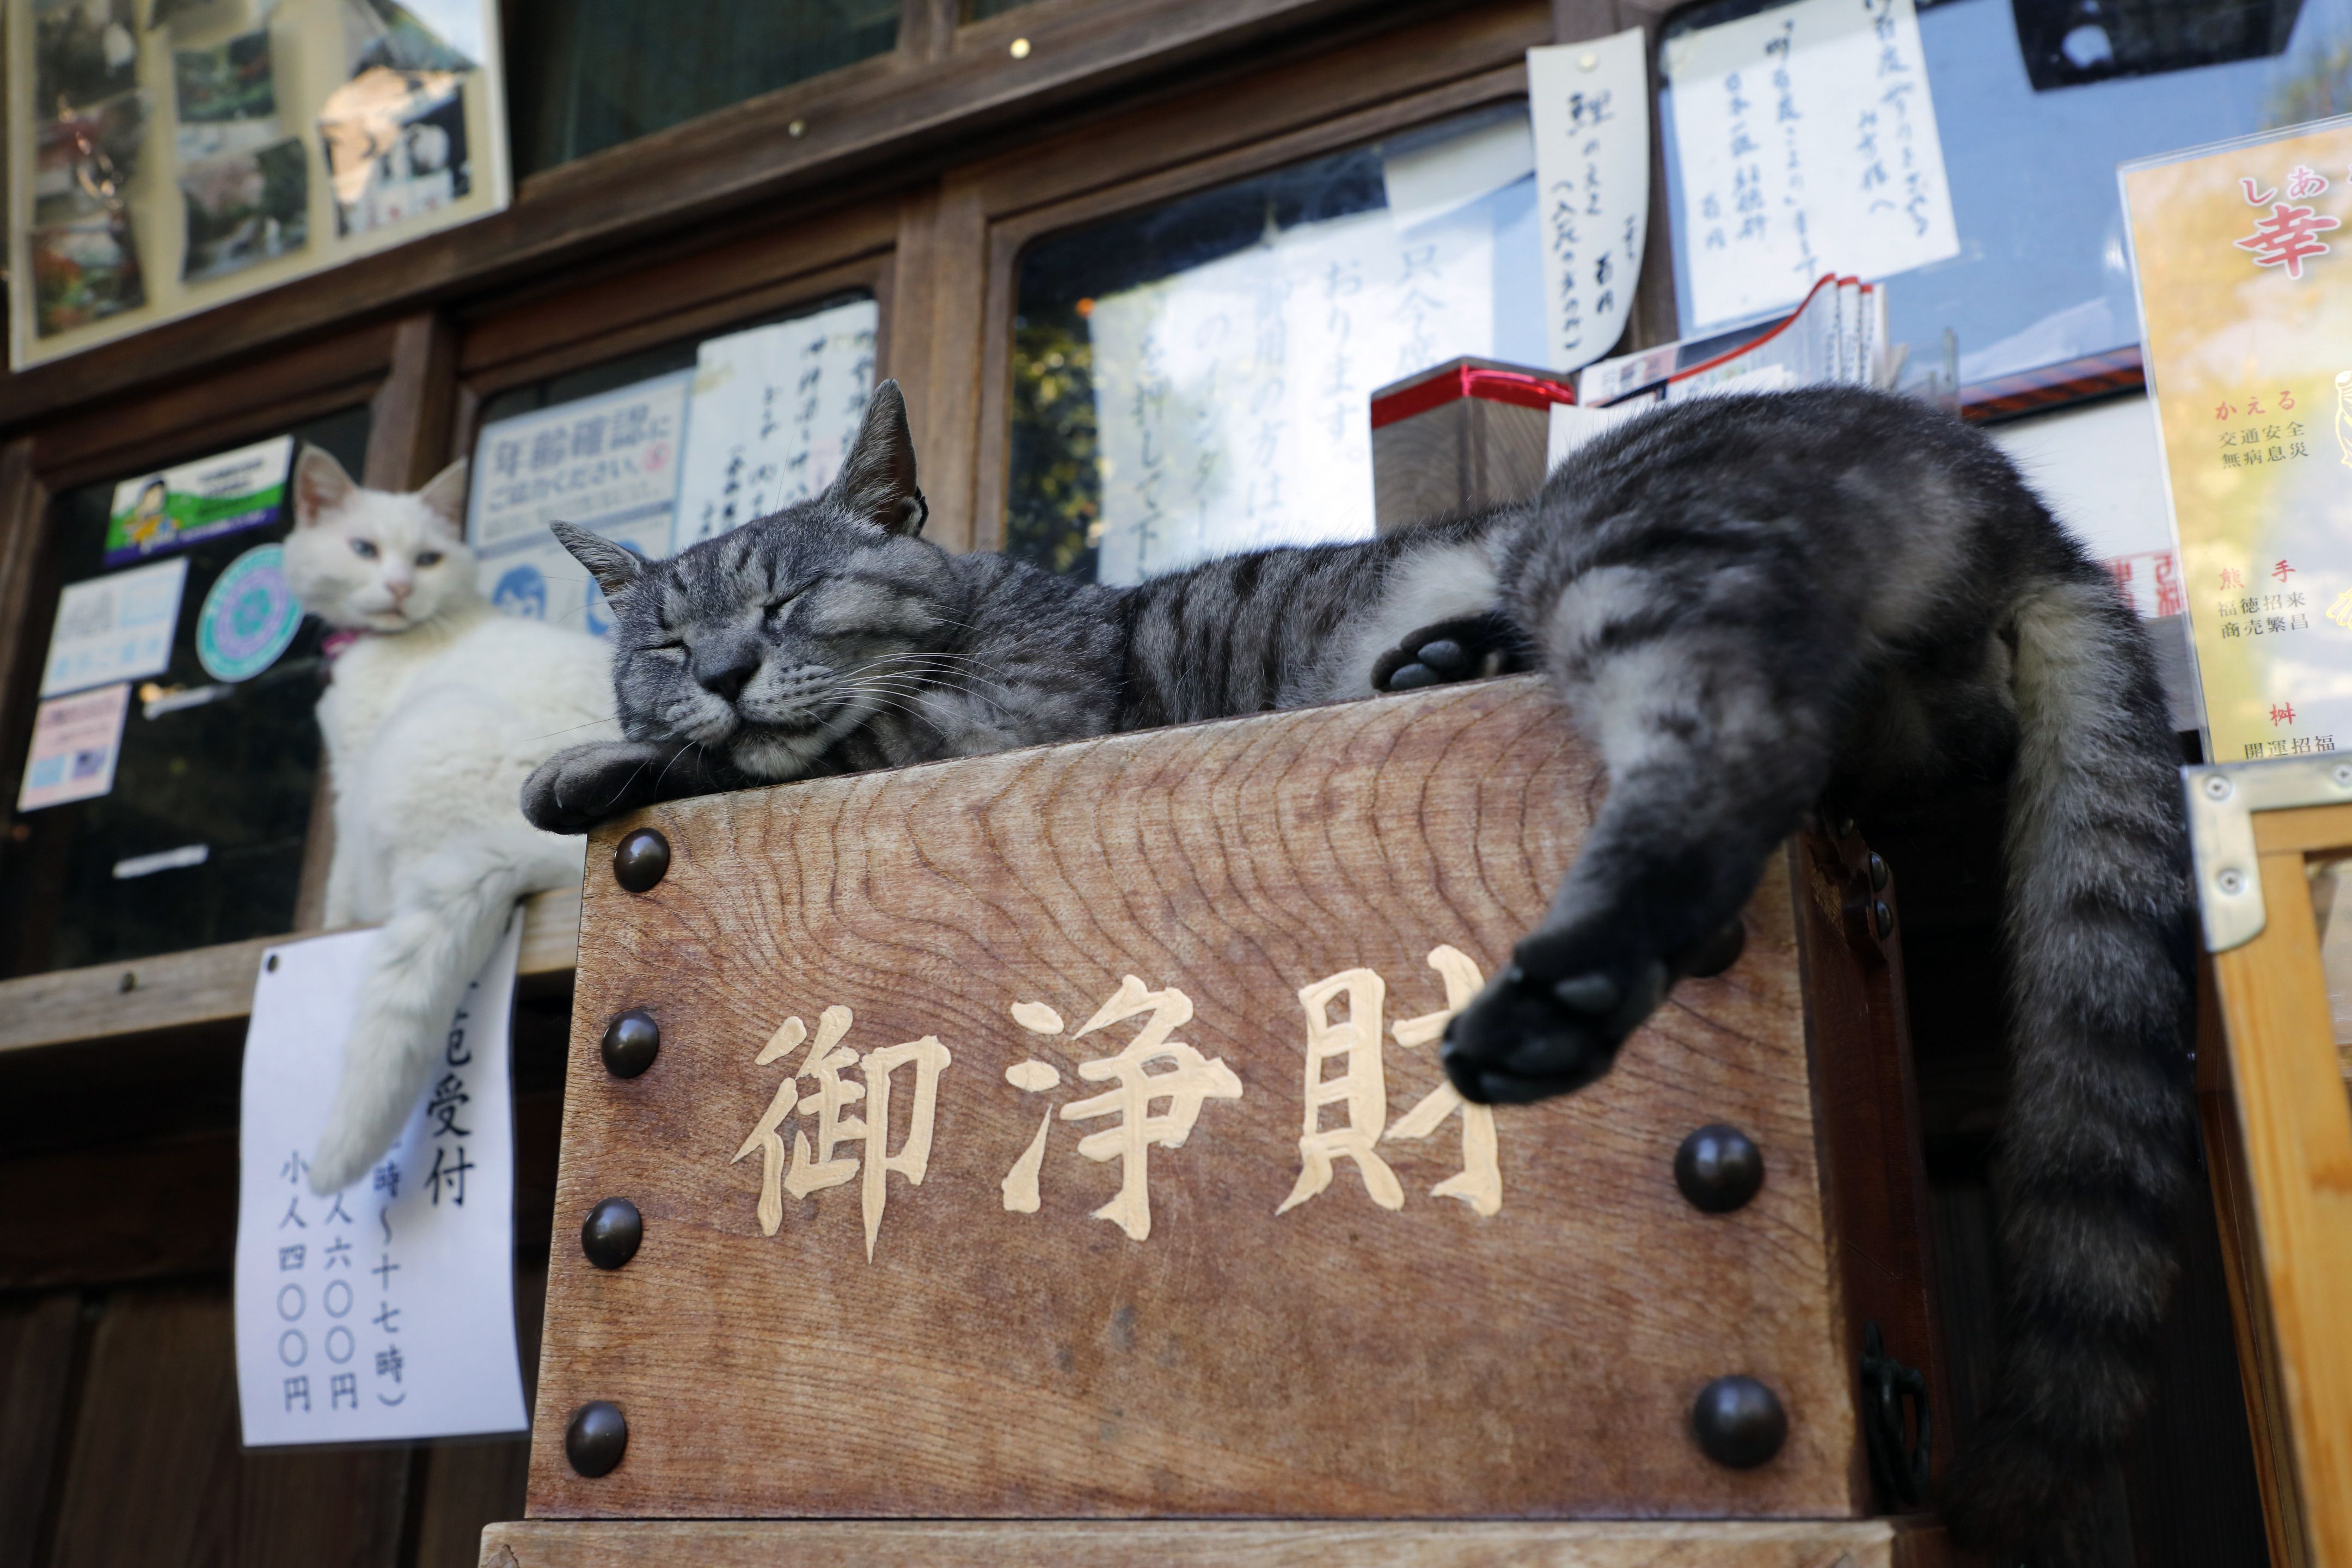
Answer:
565;1400;629;1478
1689;1375;1787;1469
601;1010;660;1079
612;828;670;893
1674;1123;1764;1214
581;1197;643;1270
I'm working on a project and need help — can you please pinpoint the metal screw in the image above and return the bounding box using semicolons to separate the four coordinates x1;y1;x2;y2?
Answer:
1009;35;1030;57
601;1009;661;1079
565;1401;629;1478
2203;774;2233;800
2216;868;2246;896
581;1198;644;1271
1690;1376;1788;1468
787;119;806;137
1674;1124;1764;1214
1867;852;1889;892
1872;899;1894;940
612;828;670;893
2333;762;2351;787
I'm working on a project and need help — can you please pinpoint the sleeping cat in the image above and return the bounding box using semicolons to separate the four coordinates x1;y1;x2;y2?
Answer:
284;448;621;1194
523;381;2193;1550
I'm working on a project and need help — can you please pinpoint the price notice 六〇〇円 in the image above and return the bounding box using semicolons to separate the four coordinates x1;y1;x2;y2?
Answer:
2123;115;2352;763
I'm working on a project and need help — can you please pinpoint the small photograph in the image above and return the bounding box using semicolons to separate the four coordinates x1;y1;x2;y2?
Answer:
318;68;469;236
179;137;308;281
174;29;279;160
33;0;139;117
29;210;146;336
339;0;479;76
33;89;149;222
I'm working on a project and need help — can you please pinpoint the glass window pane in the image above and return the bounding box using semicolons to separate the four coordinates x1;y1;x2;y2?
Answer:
0;406;371;978
1658;0;2352;388
508;0;901;176
468;292;877;638
1008;103;1542;584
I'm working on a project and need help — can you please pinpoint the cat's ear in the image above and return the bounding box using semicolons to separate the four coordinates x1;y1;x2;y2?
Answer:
415;457;469;530
552;520;645;599
831;380;927;537
292;446;357;529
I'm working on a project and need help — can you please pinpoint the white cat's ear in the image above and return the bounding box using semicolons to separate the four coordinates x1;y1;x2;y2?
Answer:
552;520;644;599
416;457;469;530
292;446;357;528
831;379;927;537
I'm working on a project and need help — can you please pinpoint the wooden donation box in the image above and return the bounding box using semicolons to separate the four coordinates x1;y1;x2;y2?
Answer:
490;677;1950;1566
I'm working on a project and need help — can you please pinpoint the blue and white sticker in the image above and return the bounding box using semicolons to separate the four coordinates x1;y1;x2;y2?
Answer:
198;544;303;682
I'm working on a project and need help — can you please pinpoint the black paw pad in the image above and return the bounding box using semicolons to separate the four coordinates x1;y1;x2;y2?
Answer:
1371;614;1529;694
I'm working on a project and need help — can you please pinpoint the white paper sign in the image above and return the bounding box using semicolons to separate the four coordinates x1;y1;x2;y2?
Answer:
1528;30;1651;372
671;298;880;551
1088;205;1497;584
16;681;129;812
235;920;529;1447
40;556;189;697
1664;0;1959;332
469;371;689;639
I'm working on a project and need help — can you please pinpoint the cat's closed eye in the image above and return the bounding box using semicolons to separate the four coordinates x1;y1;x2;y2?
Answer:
764;591;801;618
350;538;379;561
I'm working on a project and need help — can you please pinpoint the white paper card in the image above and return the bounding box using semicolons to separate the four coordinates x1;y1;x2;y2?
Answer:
671;298;880;551
1088;206;1497;584
16;682;129;812
235;920;529;1447
469;371;689;639
1528;30;1651;372
1547;400;1656;468
40;556;189;697
1664;0;1959;332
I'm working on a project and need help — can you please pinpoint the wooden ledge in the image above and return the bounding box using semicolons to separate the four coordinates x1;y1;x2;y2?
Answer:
482;1520;1950;1568
0;887;582;1058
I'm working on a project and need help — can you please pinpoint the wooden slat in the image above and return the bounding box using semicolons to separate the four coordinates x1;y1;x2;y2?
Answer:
46;1285;409;1568
0;887;581;1058
2256;801;2352;856
0;1293;81;1566
366;313;462;489
2208;836;2352;1566
530;677;1864;1521
481;1518;1952;1568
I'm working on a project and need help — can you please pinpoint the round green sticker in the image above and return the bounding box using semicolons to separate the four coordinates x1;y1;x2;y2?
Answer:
198;544;303;682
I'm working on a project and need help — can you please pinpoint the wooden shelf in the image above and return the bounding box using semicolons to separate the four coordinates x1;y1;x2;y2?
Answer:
0;887;581;1058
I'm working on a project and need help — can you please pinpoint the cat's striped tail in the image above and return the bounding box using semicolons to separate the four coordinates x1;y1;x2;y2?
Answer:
1942;571;2199;1547
308;828;584;1194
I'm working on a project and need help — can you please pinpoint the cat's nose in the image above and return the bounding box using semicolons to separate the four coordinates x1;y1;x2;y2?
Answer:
385;580;412;603
693;643;760;704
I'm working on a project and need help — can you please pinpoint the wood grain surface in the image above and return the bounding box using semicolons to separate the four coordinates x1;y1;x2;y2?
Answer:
531;677;1864;1520
482;1517;1950;1568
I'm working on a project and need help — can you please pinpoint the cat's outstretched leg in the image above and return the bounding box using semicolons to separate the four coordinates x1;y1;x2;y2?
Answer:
1369;613;1528;693
1441;527;1858;1104
522;739;737;834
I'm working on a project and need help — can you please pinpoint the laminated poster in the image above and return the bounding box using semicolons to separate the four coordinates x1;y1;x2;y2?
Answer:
1662;0;1958;333
234;918;529;1446
671;298;880;552
40;554;187;697
468;370;688;638
105;434;295;565
2123;115;2352;762
16;681;130;812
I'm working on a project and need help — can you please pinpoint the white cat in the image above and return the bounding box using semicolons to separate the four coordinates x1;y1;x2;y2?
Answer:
284;447;619;1193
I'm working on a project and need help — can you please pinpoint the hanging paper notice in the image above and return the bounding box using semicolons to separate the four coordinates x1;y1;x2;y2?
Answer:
671;298;879;552
104;435;294;565
1527;30;1650;372
16;681;129;812
2122;114;2352;763
234;918;529;1447
1089;207;1501;584
40;554;188;696
1663;0;1958;333
469;371;688;638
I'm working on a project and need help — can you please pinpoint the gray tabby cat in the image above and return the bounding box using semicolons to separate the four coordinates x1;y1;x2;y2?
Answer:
526;381;2193;1551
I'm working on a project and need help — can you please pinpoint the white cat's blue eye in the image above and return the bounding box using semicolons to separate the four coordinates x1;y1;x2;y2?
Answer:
416;552;443;567
350;539;379;560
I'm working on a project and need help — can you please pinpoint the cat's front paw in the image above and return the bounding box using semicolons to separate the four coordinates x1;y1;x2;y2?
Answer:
522;741;672;834
1370;613;1529;694
1440;917;1747;1104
